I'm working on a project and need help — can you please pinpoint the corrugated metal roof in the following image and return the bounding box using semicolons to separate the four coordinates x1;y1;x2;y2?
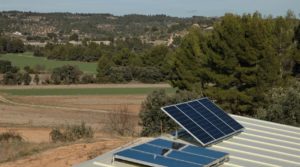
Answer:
74;115;300;167
213;115;300;167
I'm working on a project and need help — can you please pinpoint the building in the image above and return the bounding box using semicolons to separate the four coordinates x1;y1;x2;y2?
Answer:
74;99;300;167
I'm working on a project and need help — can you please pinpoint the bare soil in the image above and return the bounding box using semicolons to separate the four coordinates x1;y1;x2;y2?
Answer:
0;138;132;167
0;84;153;166
9;95;145;113
0;127;51;143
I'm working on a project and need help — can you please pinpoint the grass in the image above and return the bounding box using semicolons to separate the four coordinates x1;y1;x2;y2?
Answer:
0;87;177;96
0;52;97;74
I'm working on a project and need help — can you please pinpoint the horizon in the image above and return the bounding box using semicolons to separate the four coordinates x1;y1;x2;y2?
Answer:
0;0;299;18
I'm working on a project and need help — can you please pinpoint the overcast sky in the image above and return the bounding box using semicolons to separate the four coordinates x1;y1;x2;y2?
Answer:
0;0;299;17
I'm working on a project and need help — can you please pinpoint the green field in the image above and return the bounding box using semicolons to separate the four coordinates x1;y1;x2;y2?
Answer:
0;87;176;96
0;52;97;74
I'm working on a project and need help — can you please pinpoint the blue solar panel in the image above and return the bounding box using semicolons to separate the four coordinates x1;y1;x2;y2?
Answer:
132;144;167;155
116;149;202;167
177;103;225;139
167;150;214;165
161;98;244;146
164;106;214;144
188;101;235;135
198;98;244;131
114;138;228;167
148;138;177;148
182;145;228;159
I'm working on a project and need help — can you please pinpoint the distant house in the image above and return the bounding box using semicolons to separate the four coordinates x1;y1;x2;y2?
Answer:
13;31;22;36
91;41;111;45
205;26;214;30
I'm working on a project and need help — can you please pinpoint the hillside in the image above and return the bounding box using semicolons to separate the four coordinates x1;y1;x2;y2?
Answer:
0;11;217;42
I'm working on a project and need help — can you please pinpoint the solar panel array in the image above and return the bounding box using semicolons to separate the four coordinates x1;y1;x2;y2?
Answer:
114;138;228;167
161;98;244;146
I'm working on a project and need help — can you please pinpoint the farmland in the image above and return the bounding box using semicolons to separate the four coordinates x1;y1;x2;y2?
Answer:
0;52;97;74
0;83;173;166
0;87;176;96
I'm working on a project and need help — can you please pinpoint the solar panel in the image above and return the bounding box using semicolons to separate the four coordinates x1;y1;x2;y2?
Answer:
198;98;244;131
161;98;244;146
114;138;229;167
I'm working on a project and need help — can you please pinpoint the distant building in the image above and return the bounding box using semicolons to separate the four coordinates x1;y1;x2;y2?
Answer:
90;41;111;45
13;31;22;36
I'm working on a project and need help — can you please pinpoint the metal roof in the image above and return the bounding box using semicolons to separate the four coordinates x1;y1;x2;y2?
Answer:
214;115;300;167
73;115;300;167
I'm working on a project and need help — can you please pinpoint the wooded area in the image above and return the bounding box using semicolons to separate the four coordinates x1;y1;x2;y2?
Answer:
1;11;300;127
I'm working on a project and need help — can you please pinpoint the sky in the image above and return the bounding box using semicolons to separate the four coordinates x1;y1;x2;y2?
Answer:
0;0;299;17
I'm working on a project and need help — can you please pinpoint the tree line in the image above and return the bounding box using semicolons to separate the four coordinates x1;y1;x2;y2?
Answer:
0;36;25;53
154;11;300;127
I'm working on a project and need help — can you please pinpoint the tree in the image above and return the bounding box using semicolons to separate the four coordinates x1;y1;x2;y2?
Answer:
51;65;82;84
295;23;300;49
97;54;114;82
2;71;22;85
0;60;12;73
139;90;199;136
170;27;205;92
134;67;163;83
34;74;40;85
24;66;34;73
170;13;289;116
81;74;96;84
69;33;79;41
22;72;32;85
257;81;300;127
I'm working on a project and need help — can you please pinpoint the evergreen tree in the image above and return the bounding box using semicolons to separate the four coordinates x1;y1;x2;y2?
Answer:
96;54;114;82
23;72;32;85
34;74;40;85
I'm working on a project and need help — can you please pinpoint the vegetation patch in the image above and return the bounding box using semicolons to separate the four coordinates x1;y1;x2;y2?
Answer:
49;122;94;143
0;131;23;143
0;130;53;163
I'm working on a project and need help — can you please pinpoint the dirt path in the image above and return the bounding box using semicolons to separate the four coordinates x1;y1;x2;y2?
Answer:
0;139;131;167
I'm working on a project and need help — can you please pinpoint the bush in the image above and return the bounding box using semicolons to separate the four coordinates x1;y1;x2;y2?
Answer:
257;81;300;127
51;65;82;84
105;105;137;136
49;122;94;142
106;66;132;83
81;74;96;84
0;60;13;73
139;90;199;136
0;131;23;143
134;67;163;83
2;71;22;85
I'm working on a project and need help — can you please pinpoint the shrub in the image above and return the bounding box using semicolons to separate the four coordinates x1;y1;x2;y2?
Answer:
105;105;137;136
134;67;163;83
51;65;82;84
139;90;199;136
0;60;13;73
49;122;94;142
106;66;132;83
0;131;23;143
81;74;96;84
2;71;22;85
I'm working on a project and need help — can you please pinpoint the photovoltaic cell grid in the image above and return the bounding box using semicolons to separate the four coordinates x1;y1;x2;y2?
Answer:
114;138;229;167
161;98;244;146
